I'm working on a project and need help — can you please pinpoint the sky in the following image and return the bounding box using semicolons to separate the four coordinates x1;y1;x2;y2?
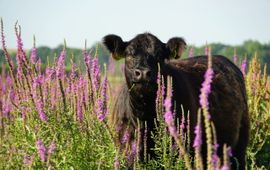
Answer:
0;0;270;49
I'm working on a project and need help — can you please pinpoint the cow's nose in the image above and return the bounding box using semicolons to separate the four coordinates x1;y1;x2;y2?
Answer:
134;69;151;81
134;69;143;81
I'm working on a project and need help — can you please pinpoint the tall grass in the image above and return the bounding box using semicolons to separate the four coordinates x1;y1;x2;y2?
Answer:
0;20;270;169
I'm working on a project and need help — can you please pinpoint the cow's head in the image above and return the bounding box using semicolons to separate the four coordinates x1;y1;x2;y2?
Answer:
103;33;186;97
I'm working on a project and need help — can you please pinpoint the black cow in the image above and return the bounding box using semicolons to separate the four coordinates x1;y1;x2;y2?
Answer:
103;33;249;169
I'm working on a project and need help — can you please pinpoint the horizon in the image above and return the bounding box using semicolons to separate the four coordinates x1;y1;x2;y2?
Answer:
1;0;270;49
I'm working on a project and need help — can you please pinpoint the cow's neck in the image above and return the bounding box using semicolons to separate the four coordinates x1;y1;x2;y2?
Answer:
128;88;156;121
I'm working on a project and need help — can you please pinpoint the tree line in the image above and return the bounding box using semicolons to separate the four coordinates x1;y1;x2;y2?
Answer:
1;40;270;74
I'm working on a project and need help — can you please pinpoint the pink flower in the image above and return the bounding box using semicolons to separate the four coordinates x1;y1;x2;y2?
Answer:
199;68;214;110
193;124;202;148
30;47;37;64
240;58;247;76
164;81;177;137
180;115;185;130
121;130;130;144
211;143;219;168
76;93;83;122
45;68;55;82
91;57;101;93
48;142;56;155
220;165;229;170
36;98;47;122
233;54;238;65
114;156;119;170
36;139;47;162
95;76;108;122
83;49;91;68
56;50;66;79
23;155;33;166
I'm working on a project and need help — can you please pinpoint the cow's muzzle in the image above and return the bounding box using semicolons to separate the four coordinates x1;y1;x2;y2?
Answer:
133;69;152;82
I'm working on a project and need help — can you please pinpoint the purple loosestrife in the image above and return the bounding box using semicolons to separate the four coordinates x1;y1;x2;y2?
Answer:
56;50;66;79
57;47;67;111
33;76;47;122
77;99;83;122
83;49;91;69
23;155;33;166
233;48;238;65
76;78;84;122
91;57;101;93
121;130;130;144
15;50;23;79
155;65;165;116
241;58;247;76
1;19;17;89
37;59;42;74
36;139;47;162
199;49;215;170
131;141;137;157
211;143;219;169
193;124;202;148
199;65;214;111
36;98;47;122
164;77;192;170
95;76;108;122
114;156;119;170
48;142;56;155
164;77;177;138
220;165;229;170
45;68;55;82
3;100;12;117
180;114;185;130
30;46;37;64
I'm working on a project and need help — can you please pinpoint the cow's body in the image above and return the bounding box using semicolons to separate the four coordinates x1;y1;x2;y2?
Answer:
103;33;249;169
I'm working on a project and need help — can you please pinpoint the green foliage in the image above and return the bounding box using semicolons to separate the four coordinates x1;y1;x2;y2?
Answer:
246;56;270;169
1;39;270;169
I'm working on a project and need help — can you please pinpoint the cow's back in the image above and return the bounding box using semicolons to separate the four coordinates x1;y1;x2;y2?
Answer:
168;55;249;169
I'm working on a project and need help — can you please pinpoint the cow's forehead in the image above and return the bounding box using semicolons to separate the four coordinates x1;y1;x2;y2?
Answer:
125;33;165;57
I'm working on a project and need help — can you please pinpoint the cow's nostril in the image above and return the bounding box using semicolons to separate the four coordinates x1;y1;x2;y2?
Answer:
134;69;142;80
145;70;151;78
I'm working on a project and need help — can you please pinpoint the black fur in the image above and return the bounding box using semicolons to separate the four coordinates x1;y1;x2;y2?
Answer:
103;33;249;170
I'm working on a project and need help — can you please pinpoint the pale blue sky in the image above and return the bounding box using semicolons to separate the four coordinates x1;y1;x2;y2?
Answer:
1;0;270;49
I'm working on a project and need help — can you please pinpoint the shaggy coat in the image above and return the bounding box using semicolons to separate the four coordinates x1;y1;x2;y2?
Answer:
103;33;249;170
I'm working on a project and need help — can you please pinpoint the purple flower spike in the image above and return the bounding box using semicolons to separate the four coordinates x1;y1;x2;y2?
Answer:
114;156;119;170
199;68;214;110
164;79;178;137
36;139;47;162
193;125;202;148
220;165;229;170
56;50;66;79
48;142;56;155
23;155;33;166
30;47;37;64
240;58;247;76
121;130;130;144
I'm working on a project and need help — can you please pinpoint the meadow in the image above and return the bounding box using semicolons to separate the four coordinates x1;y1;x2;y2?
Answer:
0;20;270;170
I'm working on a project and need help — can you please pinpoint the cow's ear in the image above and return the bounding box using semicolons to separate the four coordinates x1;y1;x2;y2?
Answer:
166;37;186;59
103;34;127;60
